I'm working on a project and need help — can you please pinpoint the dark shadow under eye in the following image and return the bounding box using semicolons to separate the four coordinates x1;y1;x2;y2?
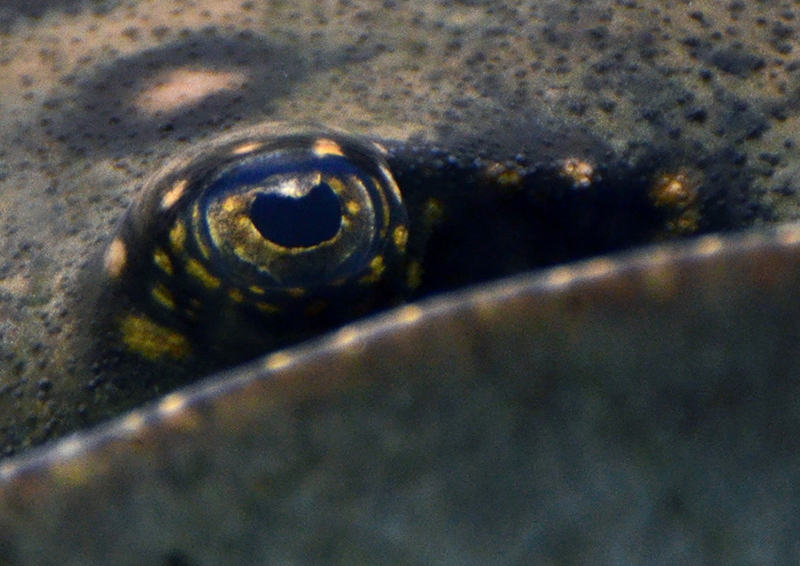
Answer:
249;182;342;248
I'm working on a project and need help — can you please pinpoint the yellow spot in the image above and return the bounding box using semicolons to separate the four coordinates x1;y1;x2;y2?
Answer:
193;202;213;259
561;158;596;189
121;313;191;361
119;412;146;433
694;236;724;257
483;161;523;187
159;393;200;431
393;225;409;252
228;288;245;303
372;176;392;230
579;258;617;280
498;169;522;186
160;179;188;210
312;138;345;157
394;304;424;326
249;285;265;295
325;175;348;197
482;161;525;190
545;266;576;289
196;237;212;260
151;282;177;310
159;393;187;417
153;247;174;275
169;220;187;252
255;301;280;314
232;141;264;155
265;351;293;371
223;195;241;213
346;200;361;215
649;169;701;237
650;170;697;209
332;326;361;349
360;255;385;284
372;255;386;275
186;258;221;289
104;237;127;279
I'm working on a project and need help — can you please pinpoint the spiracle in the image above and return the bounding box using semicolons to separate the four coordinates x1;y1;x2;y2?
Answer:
100;124;409;365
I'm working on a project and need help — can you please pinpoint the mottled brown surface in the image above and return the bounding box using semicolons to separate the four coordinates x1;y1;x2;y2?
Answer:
0;0;799;563
1;0;800;454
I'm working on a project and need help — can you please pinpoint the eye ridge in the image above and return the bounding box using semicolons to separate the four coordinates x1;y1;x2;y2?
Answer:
102;124;409;366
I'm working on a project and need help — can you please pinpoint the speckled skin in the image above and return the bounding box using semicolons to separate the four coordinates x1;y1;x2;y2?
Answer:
0;0;773;452
1;0;800;563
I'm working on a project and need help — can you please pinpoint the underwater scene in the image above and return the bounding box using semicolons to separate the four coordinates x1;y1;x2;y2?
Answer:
0;1;798;564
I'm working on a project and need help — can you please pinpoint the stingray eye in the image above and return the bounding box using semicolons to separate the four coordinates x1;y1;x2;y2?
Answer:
191;136;405;288
103;126;408;364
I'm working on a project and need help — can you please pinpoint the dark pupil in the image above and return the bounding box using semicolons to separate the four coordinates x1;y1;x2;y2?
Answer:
249;181;342;248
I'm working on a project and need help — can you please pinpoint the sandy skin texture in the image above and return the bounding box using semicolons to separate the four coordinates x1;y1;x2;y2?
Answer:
1;0;800;453
0;0;800;563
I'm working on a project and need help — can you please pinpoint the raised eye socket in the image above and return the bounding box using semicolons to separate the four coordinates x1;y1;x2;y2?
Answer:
106;125;409;362
195;142;403;288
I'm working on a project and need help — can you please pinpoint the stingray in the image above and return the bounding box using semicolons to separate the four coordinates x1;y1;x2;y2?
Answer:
0;1;798;564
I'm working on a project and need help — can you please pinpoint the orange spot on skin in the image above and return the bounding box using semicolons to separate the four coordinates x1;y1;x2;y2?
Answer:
312;138;345;157
160;179;188;210
649;169;701;237
561;158;596;189
232;142;264;155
